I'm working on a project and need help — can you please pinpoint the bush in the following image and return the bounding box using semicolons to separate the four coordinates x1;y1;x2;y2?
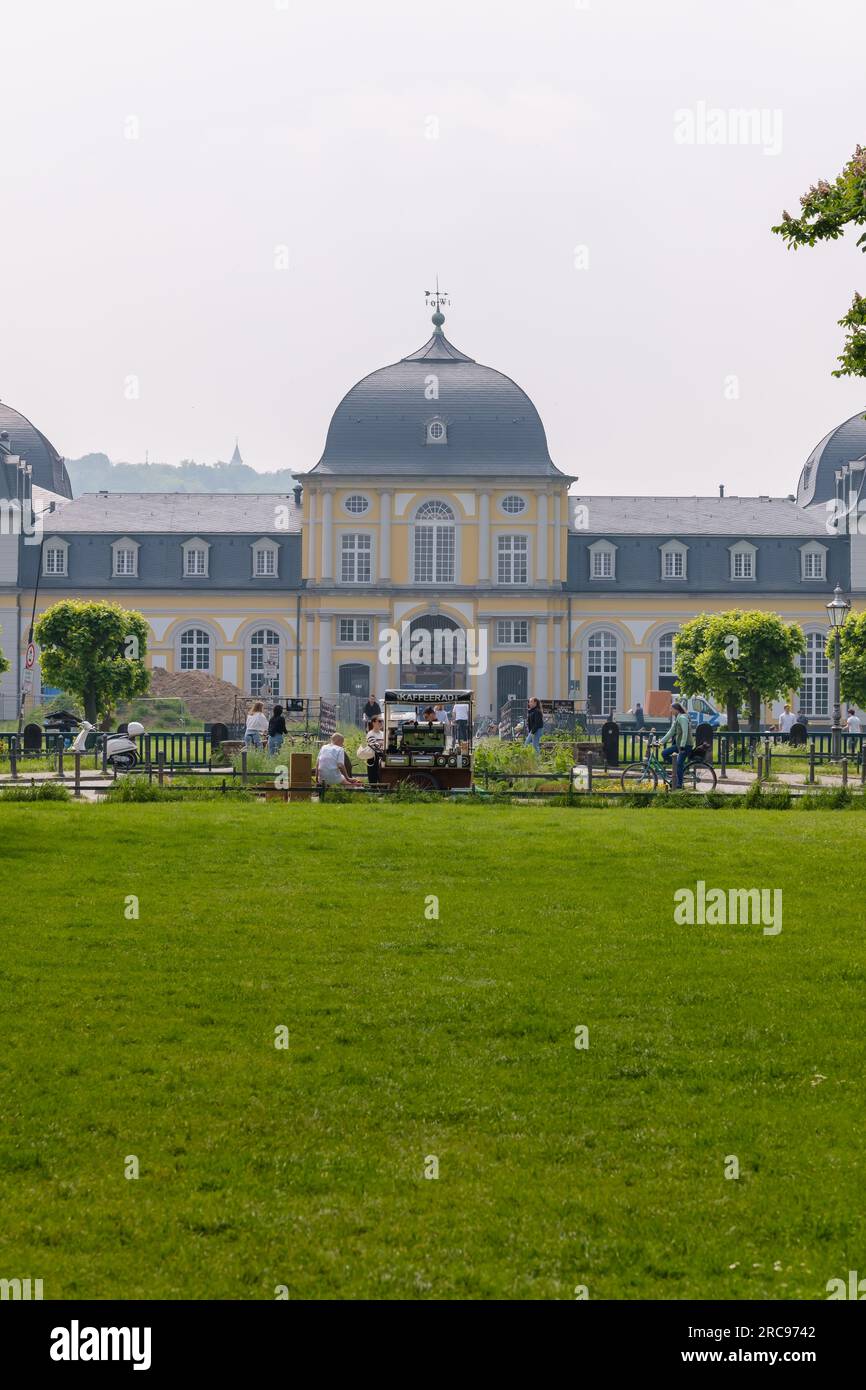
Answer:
0;782;71;802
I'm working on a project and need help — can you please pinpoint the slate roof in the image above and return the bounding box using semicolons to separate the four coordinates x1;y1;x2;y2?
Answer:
47;492;302;533
0;400;72;499
797;408;866;507
312;319;567;478
571;496;832;537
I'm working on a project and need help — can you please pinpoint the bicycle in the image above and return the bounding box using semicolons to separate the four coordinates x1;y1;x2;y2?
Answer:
620;734;718;793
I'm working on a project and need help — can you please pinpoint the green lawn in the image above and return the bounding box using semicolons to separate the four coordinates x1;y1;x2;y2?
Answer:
1;801;864;1300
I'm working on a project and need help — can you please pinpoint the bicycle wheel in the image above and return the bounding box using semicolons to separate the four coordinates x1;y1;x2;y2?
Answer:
684;762;717;791
621;762;658;792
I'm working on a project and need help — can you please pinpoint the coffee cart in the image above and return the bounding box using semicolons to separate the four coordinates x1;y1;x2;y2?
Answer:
379;689;474;791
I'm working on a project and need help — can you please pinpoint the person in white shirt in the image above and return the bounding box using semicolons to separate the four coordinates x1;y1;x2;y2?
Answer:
316;733;361;788
451;700;470;745
244;701;269;749
845;707;862;757
778;704;797;737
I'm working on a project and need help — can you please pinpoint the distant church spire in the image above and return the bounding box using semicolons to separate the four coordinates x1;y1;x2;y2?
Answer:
229;437;243;466
425;275;449;333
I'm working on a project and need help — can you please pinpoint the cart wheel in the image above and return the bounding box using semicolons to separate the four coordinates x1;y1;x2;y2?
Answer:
405;771;439;790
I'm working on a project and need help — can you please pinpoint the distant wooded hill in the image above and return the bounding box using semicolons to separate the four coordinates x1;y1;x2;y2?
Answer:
66;454;299;495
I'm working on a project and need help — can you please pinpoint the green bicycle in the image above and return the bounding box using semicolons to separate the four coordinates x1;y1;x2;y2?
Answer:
620;734;718;793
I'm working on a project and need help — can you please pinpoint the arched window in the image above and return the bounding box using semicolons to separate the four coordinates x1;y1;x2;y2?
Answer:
586;629;618;715
413;500;455;583
657;630;677;691
799;632;829;717
179;627;211;671
249;627;281;697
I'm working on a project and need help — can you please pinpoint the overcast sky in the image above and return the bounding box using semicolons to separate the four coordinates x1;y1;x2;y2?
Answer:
3;0;866;496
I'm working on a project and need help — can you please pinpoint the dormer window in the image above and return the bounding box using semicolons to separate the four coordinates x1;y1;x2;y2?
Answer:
660;539;688;580
729;540;757;581
426;418;447;445
112;536;140;578
43;537;68;576
800;540;827;581
182;537;210;578
251;537;279;578
588;539;617;580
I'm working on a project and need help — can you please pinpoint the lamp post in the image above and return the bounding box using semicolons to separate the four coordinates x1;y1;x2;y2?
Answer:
826;584;851;759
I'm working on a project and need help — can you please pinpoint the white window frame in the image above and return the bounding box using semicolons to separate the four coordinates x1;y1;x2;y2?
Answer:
343;493;370;515
178;625;213;672
248;626;282;696
728;540;757;581
337;617;373;644
799;630;829;718
495;619;531;646
496;533;529;586
111;536;140;578
413;500;456;584
182;537;210;578
251;537;280;578
660;539;688;581
339;531;373;584
586;628;619;712
657;629;677;682
500;493;527;516
425;418;447;445
42;536;69;576
799;540;827;581
588;539;617;580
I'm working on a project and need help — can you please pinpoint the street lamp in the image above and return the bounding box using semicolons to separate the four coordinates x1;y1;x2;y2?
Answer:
826;584;851;758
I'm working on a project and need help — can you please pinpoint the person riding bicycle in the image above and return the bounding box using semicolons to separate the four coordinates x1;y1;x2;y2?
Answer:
660;701;692;789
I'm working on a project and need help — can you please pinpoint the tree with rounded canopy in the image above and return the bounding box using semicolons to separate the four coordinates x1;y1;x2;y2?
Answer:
830;610;866;709
34;600;150;724
772;144;866;379
0;641;9;678
674;611;806;731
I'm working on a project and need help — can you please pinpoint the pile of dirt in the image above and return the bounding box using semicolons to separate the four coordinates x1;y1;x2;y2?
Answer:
147;668;243;723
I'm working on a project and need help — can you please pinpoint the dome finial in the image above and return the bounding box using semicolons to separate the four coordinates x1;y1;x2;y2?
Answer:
425;274;449;333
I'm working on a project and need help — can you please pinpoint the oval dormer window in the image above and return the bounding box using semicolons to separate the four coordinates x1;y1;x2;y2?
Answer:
502;493;527;514
345;494;370;514
426;420;447;444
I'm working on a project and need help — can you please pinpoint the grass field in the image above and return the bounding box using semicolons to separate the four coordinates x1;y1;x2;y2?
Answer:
1;801;865;1300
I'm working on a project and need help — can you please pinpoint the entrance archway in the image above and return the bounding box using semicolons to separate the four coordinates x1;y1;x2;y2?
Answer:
497;664;528;714
399;614;467;688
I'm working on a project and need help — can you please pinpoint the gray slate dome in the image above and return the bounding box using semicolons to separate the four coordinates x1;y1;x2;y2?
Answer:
797;407;866;507
0;399;72;499
313;318;565;477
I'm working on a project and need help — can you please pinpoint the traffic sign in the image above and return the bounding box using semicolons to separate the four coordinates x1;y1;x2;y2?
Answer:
25;642;35;670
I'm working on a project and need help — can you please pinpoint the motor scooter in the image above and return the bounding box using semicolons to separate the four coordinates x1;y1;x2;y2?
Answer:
70;720;144;771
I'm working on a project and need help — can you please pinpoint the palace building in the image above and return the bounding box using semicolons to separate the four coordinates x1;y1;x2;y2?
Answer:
1;305;865;722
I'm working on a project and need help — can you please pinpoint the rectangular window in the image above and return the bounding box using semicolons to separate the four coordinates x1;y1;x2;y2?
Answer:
44;547;66;575
185;548;207;576
496;619;530;645
592;550;613;578
804;551;824;579
340;533;372;583
733;551;753;579
114;548;137;576
338;618;372;643
254;548;276;576
664;550;685;578
497;535;528;585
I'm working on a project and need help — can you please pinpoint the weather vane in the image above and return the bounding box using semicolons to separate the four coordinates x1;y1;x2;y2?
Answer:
425;275;449;314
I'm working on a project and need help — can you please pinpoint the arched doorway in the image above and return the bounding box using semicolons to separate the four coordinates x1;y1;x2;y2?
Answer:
497;664;528;715
586;629;618;716
399;614;466;688
339;663;371;699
